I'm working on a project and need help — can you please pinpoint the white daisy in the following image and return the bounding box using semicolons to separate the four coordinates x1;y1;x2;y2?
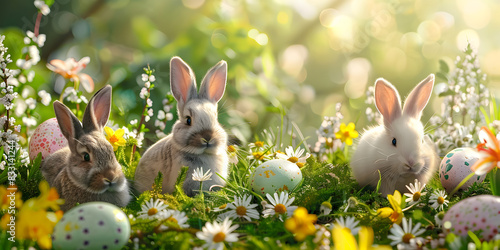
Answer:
429;190;449;211
137;198;169;220
212;203;229;213
276;146;311;168
334;216;361;235
196;217;239;250
388;217;425;246
158;209;189;230
403;179;427;205
262;191;298;221
192;167;213;182
248;140;266;149
227;145;239;165
219;194;260;221
320;201;332;215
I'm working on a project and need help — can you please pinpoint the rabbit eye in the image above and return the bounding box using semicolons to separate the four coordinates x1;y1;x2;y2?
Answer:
83;153;90;162
186;116;192;126
392;138;397;147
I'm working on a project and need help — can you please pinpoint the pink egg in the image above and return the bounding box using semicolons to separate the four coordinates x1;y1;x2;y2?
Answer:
29;118;68;161
443;195;500;241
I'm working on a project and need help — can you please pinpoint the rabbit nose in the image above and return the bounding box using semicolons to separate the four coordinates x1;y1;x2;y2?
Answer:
199;129;214;145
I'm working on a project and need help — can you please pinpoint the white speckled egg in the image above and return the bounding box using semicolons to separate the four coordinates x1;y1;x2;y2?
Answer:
443;195;500;241
29;118;68;161
439;148;486;193
250;159;303;195
52;202;130;250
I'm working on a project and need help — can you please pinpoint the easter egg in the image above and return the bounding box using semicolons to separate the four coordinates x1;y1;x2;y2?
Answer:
250;159;303;195
52;202;130;250
439;148;486;193
29;118;68;161
443;195;500;241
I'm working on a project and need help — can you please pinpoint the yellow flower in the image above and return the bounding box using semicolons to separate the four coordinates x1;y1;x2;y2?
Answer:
104;126;127;151
471;126;500;175
17;200;59;249
35;181;64;211
284;207;317;241
333;225;391;250
0;185;23;210
377;190;403;225
335;122;359;146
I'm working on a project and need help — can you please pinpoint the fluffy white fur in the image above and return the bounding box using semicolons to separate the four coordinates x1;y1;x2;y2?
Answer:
351;74;439;196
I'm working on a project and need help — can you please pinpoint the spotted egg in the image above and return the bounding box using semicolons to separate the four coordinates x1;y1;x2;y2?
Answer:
443;195;500;241
250;159;303;195
52;202;130;250
439;148;486;193
29;118;68;161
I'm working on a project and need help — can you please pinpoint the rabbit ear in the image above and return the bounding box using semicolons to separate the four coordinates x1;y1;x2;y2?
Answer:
199;60;227;103
82;85;112;133
375;78;402;125
170;57;197;108
54;101;83;149
403;74;434;119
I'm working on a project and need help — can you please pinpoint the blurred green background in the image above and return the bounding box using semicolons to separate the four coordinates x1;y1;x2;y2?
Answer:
1;0;500;148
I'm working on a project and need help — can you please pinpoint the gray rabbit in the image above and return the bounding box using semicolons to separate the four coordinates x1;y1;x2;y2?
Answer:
134;57;229;197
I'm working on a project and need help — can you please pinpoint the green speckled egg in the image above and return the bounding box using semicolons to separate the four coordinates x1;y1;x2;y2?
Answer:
439;148;486;193
52;202;130;250
250;159;303;195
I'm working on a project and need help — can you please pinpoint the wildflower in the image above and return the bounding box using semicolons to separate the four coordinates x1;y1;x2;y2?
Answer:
16;201;59;249
196;217;239;250
137;198;169;220
284;207;317;241
34;0;51;15
212;203;228;213
471;126;500;175
435;211;445;228
35;181;64;211
0;185;23;210
387;217;425;246
334;216;361;236
333;225;391;250
192;167;213;182
377;190;403;224
228;145;239;165
276;146;310;168
104;126;127;151
262;191;298;221
313;225;331;250
46;57;94;93
158;209;189;230
429;190;449;211
249;141;265;149
319;200;332;215
403;179;426;205
335;122;359;146
38;90;52;106
247;148;270;161
220;195;259;221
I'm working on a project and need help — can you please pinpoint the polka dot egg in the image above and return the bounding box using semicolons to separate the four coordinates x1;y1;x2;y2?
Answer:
443;195;500;241
250;159;302;195
29;118;68;161
439;148;486;193
52;202;130;250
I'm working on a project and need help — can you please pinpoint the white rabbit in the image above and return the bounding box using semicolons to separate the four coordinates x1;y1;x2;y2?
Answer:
351;74;439;196
41;85;131;211
134;57;229;197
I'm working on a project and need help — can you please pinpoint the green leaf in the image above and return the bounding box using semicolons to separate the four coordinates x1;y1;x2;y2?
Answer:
45;0;55;7
436;72;449;81
439;60;449;74
438;89;455;97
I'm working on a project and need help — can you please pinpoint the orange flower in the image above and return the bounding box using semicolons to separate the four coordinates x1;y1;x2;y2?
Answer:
47;57;94;93
471;126;500;175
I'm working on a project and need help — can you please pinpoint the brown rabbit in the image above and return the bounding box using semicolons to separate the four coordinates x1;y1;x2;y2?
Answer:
41;85;131;211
